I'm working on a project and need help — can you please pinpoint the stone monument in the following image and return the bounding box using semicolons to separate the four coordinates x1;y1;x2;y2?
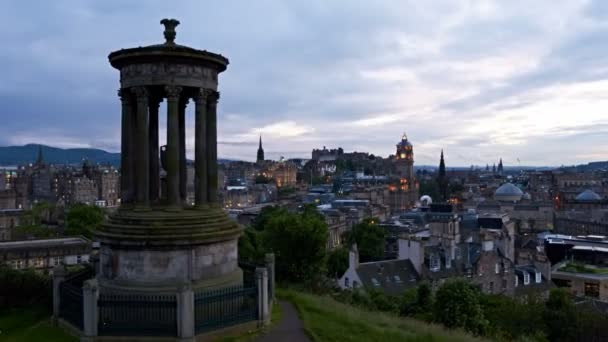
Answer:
95;19;242;293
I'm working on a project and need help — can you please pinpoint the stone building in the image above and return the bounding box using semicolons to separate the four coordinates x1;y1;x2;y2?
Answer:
0;189;17;209
31;150;53;204
0;209;23;241
267;161;297;188
387;133;419;214
69;176;98;205
0;236;90;271
96;168;120;207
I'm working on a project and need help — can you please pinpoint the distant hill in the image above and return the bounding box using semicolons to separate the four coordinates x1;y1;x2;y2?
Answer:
0;144;241;167
0;144;121;166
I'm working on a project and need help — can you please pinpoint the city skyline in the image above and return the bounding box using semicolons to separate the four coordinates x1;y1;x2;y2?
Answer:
2;1;608;166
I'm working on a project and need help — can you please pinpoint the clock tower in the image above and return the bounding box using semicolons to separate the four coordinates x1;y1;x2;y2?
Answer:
388;133;419;214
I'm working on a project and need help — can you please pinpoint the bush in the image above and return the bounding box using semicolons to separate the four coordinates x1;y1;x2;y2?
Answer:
0;266;51;312
433;280;487;335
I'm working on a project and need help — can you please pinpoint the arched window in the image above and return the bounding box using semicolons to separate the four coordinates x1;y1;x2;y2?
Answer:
345;277;350;287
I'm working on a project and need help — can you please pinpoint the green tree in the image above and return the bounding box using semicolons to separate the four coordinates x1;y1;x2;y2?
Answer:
15;202;58;239
238;228;264;263
250;206;288;231
543;289;577;342
326;247;348;278
344;218;385;262
261;206;328;282
419;179;440;201
65;204;104;238
434;280;487;335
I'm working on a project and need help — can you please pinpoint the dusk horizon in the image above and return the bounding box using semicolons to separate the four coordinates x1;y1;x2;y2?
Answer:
3;1;608;166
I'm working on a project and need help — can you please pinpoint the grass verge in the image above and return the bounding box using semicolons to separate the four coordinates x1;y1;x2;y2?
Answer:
278;288;484;342
216;299;283;341
0;308;76;342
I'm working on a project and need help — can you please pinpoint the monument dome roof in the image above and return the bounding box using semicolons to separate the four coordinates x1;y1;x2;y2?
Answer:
108;19;229;71
575;189;602;202
494;183;523;202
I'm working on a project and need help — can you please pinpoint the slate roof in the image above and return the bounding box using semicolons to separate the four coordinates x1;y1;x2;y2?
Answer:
356;259;420;295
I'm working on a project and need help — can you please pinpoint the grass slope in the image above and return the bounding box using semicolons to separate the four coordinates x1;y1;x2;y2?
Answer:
0;309;76;342
279;289;484;342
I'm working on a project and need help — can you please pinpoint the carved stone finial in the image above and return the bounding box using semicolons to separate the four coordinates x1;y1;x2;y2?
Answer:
160;18;180;45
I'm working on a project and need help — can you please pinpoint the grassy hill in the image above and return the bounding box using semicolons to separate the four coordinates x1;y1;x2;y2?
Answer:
280;289;483;342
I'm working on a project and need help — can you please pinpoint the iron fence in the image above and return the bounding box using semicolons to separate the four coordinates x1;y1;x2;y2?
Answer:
59;281;84;330
98;293;177;336
239;261;257;287
194;285;258;334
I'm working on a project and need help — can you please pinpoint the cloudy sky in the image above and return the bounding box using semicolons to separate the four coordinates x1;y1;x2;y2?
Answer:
1;0;608;166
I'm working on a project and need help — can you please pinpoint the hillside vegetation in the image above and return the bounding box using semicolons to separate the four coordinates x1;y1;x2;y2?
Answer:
279;289;483;342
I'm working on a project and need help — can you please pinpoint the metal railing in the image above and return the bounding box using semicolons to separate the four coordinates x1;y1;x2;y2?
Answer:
98;293;177;336
59;281;84;330
194;285;258;334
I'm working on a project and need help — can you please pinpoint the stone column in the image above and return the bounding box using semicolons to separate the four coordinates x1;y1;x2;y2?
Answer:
118;89;134;205
52;264;66;320
149;97;162;203
82;279;99;339
255;267;269;326
265;253;275;302
193;89;209;208
176;283;195;341
206;91;219;205
179;98;189;203
165;86;182;208
131;86;150;208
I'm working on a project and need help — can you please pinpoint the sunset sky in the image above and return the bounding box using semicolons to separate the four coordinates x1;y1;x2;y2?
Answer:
2;0;608;166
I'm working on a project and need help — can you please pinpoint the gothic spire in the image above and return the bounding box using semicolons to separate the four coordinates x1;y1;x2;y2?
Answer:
256;135;265;163
438;149;446;178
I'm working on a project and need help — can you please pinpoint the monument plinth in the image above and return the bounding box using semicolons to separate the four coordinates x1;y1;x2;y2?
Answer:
95;19;242;293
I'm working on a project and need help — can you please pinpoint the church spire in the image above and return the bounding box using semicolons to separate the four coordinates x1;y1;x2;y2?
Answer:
256;135;265;163
437;149;448;202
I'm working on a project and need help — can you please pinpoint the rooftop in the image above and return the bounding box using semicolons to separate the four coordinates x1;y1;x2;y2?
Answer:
0;237;90;251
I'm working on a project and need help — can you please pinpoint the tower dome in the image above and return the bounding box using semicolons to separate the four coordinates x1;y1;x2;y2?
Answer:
494;183;523;202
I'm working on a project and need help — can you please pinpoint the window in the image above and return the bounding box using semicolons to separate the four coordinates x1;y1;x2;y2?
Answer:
77;255;82;264
495;263;500;274
515;275;519;287
345;277;350;287
585;282;600;298
445;254;451;269
430;255;440;272
371;278;380;287
353;281;359;288
524;272;530;285
535;271;541;283
489;281;494;293
54;257;60;266
394;275;402;283
502;278;507;291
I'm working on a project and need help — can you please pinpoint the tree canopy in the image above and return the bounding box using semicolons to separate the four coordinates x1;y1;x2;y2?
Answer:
344;218;385;262
65;204;104;238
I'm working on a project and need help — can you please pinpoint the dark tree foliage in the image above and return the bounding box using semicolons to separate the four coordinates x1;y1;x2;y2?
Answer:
250;206;288;231
238;228;264;263
344;218;386;262
0;266;51;311
433;280;487;335
326;247;349;278
543;289;578;342
419;179;440;201
248;204;328;282
65;204;104;238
